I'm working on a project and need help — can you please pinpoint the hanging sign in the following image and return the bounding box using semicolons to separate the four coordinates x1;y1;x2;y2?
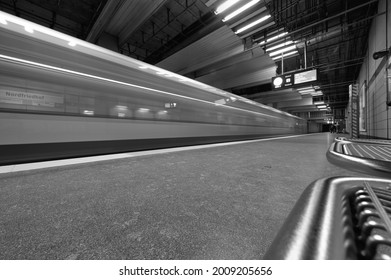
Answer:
272;69;318;89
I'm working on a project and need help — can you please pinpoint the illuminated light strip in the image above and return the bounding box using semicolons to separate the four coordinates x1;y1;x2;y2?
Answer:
271;50;298;60
258;32;288;45
299;88;315;94
266;32;288;42
215;0;240;14
269;45;297;57
0;54;279;119
311;90;323;95
297;86;313;91
222;0;260;22
235;15;271;34
266;40;294;52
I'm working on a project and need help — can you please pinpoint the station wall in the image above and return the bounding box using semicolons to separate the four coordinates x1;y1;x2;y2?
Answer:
356;0;391;139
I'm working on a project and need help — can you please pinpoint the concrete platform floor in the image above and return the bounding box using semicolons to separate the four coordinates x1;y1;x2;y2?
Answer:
0;133;364;260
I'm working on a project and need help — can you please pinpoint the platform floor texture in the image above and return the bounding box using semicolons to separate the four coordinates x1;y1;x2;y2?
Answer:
0;133;364;260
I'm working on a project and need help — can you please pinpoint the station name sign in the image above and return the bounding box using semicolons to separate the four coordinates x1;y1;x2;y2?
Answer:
271;69;318;90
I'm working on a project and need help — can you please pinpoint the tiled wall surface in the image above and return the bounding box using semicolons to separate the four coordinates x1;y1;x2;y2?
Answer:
357;0;391;139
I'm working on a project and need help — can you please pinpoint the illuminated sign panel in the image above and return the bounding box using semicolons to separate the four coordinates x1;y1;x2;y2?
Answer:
294;69;317;85
272;69;318;89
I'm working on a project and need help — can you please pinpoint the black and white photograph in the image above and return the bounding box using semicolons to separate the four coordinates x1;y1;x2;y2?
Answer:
0;0;390;279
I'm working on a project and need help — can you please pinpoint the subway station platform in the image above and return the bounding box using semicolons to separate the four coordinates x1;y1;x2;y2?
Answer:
0;133;366;260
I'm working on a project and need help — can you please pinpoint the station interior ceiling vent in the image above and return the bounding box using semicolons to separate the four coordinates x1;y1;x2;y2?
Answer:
0;0;379;118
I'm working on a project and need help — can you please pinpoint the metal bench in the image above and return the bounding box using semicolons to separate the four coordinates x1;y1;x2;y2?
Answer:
326;137;391;178
264;137;391;259
264;176;391;259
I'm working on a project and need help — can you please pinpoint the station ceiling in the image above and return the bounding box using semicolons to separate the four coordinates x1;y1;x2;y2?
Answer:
0;0;379;117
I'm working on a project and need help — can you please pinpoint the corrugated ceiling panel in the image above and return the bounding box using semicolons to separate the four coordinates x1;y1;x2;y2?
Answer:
195;54;276;89
195;47;264;77
105;0;168;46
252;89;302;104
86;0;126;42
156;25;243;75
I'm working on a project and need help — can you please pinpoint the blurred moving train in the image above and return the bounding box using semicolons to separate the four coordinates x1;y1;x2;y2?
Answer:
0;11;307;165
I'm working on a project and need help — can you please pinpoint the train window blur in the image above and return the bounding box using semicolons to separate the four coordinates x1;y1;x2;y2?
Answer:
0;78;298;128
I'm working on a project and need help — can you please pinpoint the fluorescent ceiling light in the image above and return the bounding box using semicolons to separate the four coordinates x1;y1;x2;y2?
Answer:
235;15;271;34
215;0;240;14
299;88;315;94
313;101;325;105
269;45;297;56
222;0;260;21
271;50;298;60
297;86;313;91
255;28;284;42
317;105;327;108
266;40;294;52
266;32;288;43
300;92;315;96
259;32;289;45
